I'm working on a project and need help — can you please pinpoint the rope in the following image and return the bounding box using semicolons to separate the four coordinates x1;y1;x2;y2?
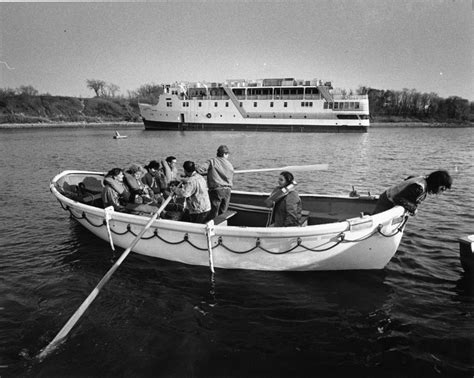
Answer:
58;200;408;255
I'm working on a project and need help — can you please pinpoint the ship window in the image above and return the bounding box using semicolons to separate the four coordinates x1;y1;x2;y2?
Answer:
349;102;354;109
324;102;328;109
359;114;369;119
214;102;218;107
309;102;313;107
337;114;358;119
344;102;349;109
254;102;257;107
270;102;274;107
284;102;287;107
301;102;305;107
198;102;202;107
240;102;243;107
328;102;333;109
333;102;338;109
225;102;229;107
355;102;360;109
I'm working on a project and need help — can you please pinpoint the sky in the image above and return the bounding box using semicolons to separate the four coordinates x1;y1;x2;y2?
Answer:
0;0;472;100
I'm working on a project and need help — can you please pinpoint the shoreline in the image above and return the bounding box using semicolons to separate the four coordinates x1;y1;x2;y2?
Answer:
370;121;473;128
0;121;472;129
0;121;143;129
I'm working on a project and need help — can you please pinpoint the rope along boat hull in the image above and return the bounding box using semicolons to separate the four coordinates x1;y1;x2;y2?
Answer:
51;170;408;271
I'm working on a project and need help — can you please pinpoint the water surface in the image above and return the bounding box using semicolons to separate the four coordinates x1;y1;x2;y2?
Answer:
0;126;473;376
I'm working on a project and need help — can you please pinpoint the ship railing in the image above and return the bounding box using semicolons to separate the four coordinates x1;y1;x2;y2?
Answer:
332;94;368;100
209;95;230;100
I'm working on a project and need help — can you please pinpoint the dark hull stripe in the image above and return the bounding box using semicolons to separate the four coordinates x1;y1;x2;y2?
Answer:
143;119;368;133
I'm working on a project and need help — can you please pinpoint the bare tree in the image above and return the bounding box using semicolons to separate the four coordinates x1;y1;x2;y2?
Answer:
105;83;120;98
86;79;106;97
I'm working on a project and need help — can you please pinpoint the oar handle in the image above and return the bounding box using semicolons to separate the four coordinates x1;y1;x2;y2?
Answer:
37;196;172;360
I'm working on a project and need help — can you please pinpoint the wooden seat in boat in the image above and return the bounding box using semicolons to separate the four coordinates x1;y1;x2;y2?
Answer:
213;210;237;226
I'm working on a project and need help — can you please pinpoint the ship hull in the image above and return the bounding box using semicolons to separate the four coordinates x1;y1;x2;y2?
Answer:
143;119;368;133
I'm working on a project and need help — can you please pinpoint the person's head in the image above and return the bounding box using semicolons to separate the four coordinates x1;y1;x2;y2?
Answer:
127;164;144;178
426;170;452;194
166;156;177;168
278;171;294;188
145;160;161;172
183;161;196;176
106;168;124;181
217;145;230;158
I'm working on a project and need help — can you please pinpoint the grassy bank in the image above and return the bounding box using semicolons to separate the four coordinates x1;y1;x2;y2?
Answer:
0;94;141;125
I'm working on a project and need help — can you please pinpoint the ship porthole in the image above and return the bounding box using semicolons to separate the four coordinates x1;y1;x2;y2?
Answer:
206;113;212;118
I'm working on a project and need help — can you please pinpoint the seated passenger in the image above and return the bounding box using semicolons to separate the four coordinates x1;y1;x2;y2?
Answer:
171;161;211;224
142;160;167;200
161;156;179;186
102;168;158;215
265;171;302;227
124;164;155;204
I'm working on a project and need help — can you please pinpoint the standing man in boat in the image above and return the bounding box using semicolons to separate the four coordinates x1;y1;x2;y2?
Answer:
171;161;211;223
373;170;452;215
197;145;234;220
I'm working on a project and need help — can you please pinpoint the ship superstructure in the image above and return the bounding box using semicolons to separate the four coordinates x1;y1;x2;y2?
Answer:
139;78;369;132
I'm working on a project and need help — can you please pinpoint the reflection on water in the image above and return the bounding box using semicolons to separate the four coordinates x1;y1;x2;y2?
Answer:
0;126;473;376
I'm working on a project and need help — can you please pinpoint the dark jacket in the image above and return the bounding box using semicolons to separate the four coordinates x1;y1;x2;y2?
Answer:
272;190;302;227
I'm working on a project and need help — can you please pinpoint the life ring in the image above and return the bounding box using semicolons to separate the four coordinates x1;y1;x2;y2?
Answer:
206;113;212;118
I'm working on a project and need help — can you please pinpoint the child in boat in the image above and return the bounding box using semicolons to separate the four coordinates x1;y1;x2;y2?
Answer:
373;170;452;215
265;171;302;227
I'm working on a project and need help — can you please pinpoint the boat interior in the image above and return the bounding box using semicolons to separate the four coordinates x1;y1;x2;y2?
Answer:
55;173;378;227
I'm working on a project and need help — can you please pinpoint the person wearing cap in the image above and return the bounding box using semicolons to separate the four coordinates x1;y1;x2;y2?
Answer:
197;145;234;220
373;170;453;215
172;161;211;223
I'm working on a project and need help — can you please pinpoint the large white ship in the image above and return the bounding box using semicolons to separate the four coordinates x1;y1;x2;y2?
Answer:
139;78;370;132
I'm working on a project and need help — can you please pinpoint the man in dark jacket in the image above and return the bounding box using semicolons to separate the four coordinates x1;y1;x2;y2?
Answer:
373;170;452;215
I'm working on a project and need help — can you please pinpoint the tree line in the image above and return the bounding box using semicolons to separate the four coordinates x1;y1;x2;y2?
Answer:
357;86;472;122
85;79;163;104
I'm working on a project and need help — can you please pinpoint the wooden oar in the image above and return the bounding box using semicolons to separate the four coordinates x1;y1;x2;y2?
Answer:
235;164;328;174
37;196;172;361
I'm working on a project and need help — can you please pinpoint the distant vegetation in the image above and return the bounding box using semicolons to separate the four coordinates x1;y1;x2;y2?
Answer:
0;81;472;124
357;86;473;123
